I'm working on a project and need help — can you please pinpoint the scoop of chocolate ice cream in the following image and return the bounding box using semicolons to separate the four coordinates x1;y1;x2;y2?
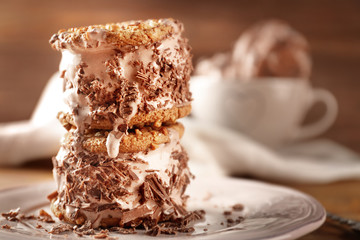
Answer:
231;19;311;79
195;19;312;80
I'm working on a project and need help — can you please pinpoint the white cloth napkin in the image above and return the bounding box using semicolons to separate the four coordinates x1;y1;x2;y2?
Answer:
0;72;66;165
181;118;360;183
1;72;360;184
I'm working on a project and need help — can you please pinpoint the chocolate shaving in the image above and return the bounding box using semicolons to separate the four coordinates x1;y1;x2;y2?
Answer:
180;210;205;227
151;206;162;222
38;209;55;223
47;191;58;201
73;220;95;235
120;205;152;225
128;169;139;181
141;181;154;202
146;225;161;237
145;174;170;203
1;208;36;222
145;209;204;236
1;224;11;229
48;223;73;234
97;203;118;212
110;226;137;234
170;199;188;216
1;206;206;237
93;229;109;239
19;214;36;220
1;208;20;221
136;71;149;82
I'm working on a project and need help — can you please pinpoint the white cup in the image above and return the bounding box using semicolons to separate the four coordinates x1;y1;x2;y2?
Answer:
191;76;338;148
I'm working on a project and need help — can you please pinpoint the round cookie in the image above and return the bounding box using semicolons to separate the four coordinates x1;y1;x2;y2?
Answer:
58;105;191;131
63;122;184;154
50;199;122;227
50;18;182;51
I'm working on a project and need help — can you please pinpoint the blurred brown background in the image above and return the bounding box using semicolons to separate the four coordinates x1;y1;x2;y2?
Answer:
0;0;359;152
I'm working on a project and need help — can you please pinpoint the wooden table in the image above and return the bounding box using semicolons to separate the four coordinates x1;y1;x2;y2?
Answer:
0;0;360;239
0;161;359;239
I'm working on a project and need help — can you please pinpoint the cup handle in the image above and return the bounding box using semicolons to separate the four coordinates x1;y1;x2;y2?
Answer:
295;88;338;140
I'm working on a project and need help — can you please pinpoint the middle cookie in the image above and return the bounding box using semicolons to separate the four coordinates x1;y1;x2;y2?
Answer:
63;122;184;154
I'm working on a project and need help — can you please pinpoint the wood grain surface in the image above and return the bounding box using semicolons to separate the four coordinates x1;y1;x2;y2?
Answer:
0;1;359;239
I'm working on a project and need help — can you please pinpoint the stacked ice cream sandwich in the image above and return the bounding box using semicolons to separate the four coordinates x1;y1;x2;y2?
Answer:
48;19;194;229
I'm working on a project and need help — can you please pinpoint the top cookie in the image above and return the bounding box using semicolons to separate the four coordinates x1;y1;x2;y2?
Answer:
50;18;182;51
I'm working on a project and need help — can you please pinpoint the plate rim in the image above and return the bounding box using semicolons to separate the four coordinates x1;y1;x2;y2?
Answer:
0;177;326;240
188;177;326;240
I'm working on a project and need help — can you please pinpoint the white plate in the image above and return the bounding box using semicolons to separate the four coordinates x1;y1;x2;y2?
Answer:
0;177;325;240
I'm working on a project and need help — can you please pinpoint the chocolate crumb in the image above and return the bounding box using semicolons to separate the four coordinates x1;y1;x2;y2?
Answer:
1;208;20;221
38;209;55;223
110;226;137;234
48;223;73;234
1;224;11;229
225;216;244;227
223;211;232;216
203;228;208;231
144;209;204;236
147;225;161;237
93;229;109;239
181;227;195;233
1;206;205;237
227;218;235;224
236;216;244;223
232;203;244;211
19;214;36;220
73;220;95;235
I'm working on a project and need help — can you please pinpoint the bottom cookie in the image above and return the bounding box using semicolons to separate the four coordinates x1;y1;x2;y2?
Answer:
49;197;205;236
50;199;158;228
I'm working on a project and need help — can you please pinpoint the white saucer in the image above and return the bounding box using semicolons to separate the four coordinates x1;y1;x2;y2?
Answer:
0;177;325;240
